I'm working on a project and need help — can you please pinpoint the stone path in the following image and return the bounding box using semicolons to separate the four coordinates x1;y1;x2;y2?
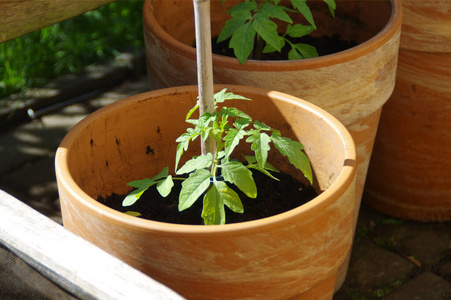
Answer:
0;73;450;299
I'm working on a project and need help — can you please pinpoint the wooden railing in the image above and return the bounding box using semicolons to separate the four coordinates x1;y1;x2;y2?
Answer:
0;0;119;43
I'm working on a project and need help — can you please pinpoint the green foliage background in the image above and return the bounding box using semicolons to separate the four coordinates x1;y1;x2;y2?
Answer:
0;0;144;99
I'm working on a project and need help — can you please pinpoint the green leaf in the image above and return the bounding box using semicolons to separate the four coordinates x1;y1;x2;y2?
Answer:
288;48;304;60
253;120;271;131
290;0;316;29
252;12;284;52
156;175;174;197
229;22;256;64
179;169;212;211
221;161;257;198
248;164;280;181
224;128;246;160
227;1;258;15
215;181;244;214
201;184;225;225
323;0;336;17
233;118;252;130
293;43;318;59
246;131;271;169
186;102;199;120
262;43;277;54
262;2;292;23
217;10;251;43
271;133;312;184
227;107;252;120
124;211;142;217
152;166;169;181
123;178;156;206
214;88;251;103
176;153;213;175
286;24;315;38
243;155;279;173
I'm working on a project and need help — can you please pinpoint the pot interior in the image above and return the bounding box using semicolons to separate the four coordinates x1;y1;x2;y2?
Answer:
63;86;352;200
149;0;392;54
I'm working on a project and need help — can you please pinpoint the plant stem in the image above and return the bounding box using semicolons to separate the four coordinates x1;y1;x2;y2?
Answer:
193;0;216;157
252;35;265;60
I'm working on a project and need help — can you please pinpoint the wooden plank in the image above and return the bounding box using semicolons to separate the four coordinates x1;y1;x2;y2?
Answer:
0;0;118;43
0;189;184;300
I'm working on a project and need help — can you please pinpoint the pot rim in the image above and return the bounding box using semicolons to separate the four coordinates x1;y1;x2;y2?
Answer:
55;85;356;235
143;0;402;71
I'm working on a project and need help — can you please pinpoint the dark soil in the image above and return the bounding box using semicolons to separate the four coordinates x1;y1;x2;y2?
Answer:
97;170;318;225
211;34;357;60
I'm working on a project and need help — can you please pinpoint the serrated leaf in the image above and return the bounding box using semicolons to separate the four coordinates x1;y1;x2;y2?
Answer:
246;132;271;169
214;88;251;103
201;184;225;225
253;120;271;131
291;0;316;29
123;178;156;206
262;2;292;23
229;22;256;64
156;175;174;197
224;129;246;160
218;10;251;43
252;12;284;52
286;24;315;38
215;181;244;214
176;153;213;175
234;118;252;130
221;161;257;198
293;43;318;59
271;133;312;184
179;169;211;211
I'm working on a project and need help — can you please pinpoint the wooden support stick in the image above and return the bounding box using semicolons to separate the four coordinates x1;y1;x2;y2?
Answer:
193;0;216;156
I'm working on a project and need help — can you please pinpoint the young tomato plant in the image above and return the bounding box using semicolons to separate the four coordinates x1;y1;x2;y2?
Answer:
123;89;313;225
217;0;336;64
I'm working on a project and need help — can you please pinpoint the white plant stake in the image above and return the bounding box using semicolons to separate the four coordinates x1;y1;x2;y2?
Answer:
193;0;215;155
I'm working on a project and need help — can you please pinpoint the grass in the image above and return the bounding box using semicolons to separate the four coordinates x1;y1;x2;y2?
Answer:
0;0;144;99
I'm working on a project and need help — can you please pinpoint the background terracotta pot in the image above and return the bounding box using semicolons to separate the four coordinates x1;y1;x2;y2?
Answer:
364;0;451;222
55;85;357;299
143;0;401;289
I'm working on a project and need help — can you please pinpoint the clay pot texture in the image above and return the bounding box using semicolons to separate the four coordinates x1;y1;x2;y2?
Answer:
143;0;401;290
55;85;357;300
364;0;451;222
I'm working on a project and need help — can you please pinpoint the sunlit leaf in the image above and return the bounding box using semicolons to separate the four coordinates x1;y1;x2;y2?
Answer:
221;161;257;198
156;175;174;197
177;153;213;175
179;169;211;211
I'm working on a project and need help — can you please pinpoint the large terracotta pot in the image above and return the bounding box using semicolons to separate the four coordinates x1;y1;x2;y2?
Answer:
364;0;451;222
55;85;357;300
143;0;401;290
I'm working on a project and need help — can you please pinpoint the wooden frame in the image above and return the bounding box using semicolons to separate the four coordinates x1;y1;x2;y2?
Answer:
0;190;183;300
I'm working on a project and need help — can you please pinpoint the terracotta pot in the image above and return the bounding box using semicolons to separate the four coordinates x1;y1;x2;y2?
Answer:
143;0;401;289
364;0;451;222
55;85;357;299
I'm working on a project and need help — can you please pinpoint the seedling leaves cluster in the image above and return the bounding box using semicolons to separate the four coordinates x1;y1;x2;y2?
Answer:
124;89;312;225
218;0;336;64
